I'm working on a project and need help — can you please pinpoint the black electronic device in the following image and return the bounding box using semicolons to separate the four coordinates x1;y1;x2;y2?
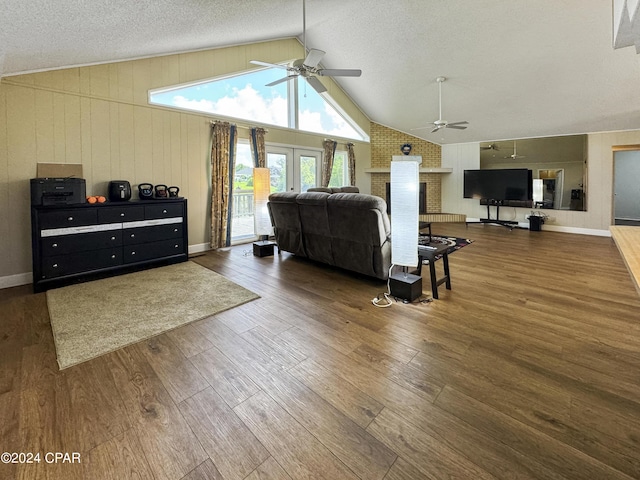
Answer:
108;181;131;202
463;168;532;203
389;272;422;302
30;178;86;206
168;186;180;197
138;183;154;200
155;184;168;198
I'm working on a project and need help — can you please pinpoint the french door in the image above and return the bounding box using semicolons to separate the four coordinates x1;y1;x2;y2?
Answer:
229;144;322;243
266;146;322;193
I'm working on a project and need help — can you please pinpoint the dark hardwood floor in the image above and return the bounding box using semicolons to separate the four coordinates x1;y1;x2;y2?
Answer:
1;222;640;480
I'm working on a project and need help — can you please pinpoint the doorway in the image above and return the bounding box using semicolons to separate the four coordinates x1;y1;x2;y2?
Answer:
537;169;565;209
266;146;322;193
613;148;640;225
229;143;322;243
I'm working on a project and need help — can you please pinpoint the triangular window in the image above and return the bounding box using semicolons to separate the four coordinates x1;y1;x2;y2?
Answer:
149;67;368;141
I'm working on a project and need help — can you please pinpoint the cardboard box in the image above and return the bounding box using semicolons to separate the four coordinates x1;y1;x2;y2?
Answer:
36;163;83;179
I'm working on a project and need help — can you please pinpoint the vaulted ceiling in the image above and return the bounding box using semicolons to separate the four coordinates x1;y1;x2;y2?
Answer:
2;0;639;144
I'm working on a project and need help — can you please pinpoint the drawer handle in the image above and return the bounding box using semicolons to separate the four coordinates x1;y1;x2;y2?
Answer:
162;209;167;214
130;233;135;238
120;213;125;217
67;216;73;221
131;251;136;255
173;228;178;232
52;263;58;268
174;244;179;248
111;236;116;241
52;243;58;248
111;254;116;259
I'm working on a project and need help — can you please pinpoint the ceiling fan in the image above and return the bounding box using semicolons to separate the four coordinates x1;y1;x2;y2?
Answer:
249;0;361;94
480;143;500;151
504;141;526;159
412;77;469;133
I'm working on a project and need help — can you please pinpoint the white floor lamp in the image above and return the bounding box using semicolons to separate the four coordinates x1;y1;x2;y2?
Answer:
389;155;422;301
252;167;275;256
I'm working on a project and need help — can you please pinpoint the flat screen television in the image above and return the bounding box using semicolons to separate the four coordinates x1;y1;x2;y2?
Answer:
386;182;427;215
463;168;533;202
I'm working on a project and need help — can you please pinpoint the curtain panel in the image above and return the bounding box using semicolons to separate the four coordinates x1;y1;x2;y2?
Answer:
346;142;356;186
321;139;337;187
249;127;267;168
210;121;237;249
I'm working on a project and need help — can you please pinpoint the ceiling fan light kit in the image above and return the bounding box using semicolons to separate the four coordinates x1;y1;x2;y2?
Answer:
249;0;361;95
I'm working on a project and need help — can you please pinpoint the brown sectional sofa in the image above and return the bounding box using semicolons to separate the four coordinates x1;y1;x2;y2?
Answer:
267;190;392;280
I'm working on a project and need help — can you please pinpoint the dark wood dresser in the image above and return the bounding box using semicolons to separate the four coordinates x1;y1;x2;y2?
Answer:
30;198;188;292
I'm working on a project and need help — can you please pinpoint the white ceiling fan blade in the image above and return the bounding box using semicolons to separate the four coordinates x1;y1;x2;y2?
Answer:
305;76;327;93
431;126;442;133
445;124;468;130
265;75;296;87
250;60;289;70
304;49;325;68
317;68;362;77
447;121;469;126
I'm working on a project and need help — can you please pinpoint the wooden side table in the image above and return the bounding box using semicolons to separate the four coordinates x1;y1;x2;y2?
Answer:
416;242;451;299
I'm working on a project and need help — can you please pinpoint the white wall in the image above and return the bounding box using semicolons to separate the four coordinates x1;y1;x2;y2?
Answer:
442;130;640;236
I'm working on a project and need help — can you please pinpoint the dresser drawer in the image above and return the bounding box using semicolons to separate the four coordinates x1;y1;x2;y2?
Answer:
145;203;183;220
42;230;123;256
123;223;183;245
41;248;122;279
32;199;188;292
123;238;185;263
98;205;144;223
38;209;97;229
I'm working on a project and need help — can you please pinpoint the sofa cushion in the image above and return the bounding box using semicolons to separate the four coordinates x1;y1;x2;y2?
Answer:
307;186;360;194
267;192;306;257
296;192;334;265
326;193;391;279
307;187;333;193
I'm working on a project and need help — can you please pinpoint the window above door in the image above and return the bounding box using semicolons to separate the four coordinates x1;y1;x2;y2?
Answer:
149;66;369;142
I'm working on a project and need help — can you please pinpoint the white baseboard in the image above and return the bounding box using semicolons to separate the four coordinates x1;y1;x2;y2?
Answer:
0;272;32;289
189;243;211;255
542;225;611;237
466;218;611;236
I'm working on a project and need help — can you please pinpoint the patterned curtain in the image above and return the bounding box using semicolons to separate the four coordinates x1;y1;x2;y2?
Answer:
321;139;337;187
249;127;267;167
210;121;237;249
346;142;356;186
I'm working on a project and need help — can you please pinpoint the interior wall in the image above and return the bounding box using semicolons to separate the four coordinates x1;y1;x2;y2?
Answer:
442;129;640;234
0;38;371;286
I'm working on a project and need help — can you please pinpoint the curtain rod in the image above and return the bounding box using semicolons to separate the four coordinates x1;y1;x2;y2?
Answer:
324;138;355;146
208;120;269;132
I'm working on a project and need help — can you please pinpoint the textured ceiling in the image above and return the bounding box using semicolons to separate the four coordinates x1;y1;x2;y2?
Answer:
2;0;640;144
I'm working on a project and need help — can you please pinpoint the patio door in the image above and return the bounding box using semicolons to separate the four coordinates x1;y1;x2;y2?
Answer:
230;144;322;243
266;146;322;193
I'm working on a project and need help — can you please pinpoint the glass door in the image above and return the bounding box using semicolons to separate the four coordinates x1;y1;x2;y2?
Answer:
230;144;322;243
266;147;321;193
295;149;321;192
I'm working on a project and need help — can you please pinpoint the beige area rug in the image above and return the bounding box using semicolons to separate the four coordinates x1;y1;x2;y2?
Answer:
46;261;259;369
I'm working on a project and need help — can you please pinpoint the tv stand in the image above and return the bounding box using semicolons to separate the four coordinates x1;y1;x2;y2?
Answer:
467;203;518;230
